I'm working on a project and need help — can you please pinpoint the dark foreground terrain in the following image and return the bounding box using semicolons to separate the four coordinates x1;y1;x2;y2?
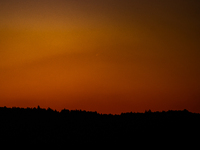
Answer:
0;106;199;145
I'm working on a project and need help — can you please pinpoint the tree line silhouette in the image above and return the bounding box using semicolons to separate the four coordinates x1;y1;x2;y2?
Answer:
0;106;199;145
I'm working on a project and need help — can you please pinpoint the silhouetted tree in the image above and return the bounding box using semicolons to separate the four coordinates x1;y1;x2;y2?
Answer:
145;109;152;113
0;106;199;145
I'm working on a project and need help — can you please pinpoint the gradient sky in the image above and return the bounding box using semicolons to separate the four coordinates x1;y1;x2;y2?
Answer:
0;0;200;114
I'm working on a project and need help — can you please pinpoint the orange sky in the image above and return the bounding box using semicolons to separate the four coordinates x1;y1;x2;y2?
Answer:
0;0;200;114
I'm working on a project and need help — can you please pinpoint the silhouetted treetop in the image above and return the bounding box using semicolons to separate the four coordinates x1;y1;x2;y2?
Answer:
0;106;199;145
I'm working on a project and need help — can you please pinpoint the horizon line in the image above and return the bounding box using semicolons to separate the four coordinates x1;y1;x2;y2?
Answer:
1;105;197;115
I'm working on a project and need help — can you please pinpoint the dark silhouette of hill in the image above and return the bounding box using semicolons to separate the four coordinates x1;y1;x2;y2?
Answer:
0;106;199;145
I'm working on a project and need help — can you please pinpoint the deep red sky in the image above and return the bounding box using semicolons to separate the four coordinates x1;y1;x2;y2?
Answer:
0;0;200;114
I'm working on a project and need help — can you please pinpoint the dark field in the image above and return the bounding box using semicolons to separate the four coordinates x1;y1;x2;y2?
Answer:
0;106;199;145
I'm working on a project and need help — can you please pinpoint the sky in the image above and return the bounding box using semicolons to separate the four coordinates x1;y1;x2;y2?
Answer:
0;0;200;114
